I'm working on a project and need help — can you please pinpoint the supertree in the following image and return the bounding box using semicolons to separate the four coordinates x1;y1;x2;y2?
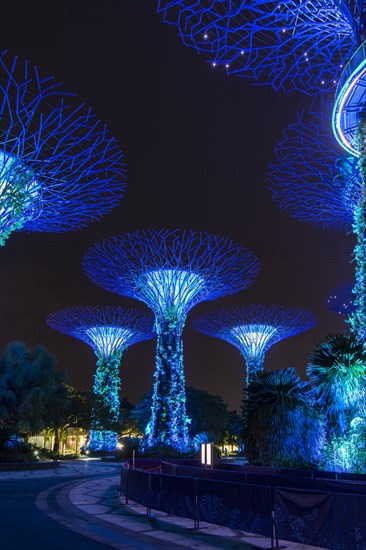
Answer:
192;304;317;386
46;306;155;451
268;105;366;333
0;51;125;245
332;41;366;336
82;229;260;450
326;281;355;317
269;107;361;231
157;1;364;94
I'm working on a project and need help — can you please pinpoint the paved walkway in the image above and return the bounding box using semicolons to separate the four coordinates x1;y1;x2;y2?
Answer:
1;460;328;550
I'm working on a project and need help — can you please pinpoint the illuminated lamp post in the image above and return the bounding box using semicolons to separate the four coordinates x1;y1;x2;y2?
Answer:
46;306;155;451
82;229;260;450
0;52;125;245
193;304;317;386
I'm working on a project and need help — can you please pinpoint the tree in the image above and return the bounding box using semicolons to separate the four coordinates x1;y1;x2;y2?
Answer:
307;333;366;438
83;228;259;450
185;387;228;443
133;386;230;445
0;341;68;440
242;368;324;468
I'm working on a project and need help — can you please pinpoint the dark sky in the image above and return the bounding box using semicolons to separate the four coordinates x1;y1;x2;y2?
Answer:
0;0;352;410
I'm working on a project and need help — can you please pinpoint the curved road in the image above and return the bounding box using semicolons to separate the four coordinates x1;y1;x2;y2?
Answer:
0;460;174;550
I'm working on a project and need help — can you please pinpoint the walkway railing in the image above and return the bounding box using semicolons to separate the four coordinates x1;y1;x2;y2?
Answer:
120;460;366;549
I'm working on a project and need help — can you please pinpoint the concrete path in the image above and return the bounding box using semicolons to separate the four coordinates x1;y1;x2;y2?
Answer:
0;460;329;550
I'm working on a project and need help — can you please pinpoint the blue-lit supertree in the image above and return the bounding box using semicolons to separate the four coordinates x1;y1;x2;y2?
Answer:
269;107;361;231
0;52;125;245
157;1;364;94
331;42;366;336
326;281;355;317
193;304;317;386
82;229;260;450
268;105;366;333
46;306;155;451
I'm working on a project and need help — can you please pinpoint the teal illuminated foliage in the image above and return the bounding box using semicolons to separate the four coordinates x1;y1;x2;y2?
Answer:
146;314;190;449
307;333;366;439
349;117;366;337
242;368;324;468
321;417;366;473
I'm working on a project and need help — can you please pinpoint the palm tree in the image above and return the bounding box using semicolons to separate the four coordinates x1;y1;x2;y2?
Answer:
307;333;366;438
242;368;324;468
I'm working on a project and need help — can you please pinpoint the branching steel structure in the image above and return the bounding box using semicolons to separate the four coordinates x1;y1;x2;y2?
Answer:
157;0;364;94
46;306;155;451
82;228;260;450
269;103;366;335
269;107;361;231
193;304;317;386
0;52;126;245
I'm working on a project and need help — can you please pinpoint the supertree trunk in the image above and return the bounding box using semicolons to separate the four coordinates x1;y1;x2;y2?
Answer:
146;316;190;450
245;356;265;387
350;117;366;338
88;351;122;452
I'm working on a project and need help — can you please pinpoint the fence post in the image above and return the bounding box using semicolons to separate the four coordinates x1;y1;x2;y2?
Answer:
194;478;200;529
147;472;152;517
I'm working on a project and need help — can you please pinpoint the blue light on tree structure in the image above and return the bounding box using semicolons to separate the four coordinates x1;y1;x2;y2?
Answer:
332;41;366;157
193;304;317;386
82;229;260;450
157;0;362;94
0;52;126;245
330;42;366;336
46;306;155;451
269;104;366;336
269;106;361;231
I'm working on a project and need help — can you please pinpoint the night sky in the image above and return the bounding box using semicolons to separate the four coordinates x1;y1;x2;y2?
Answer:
0;0;352;410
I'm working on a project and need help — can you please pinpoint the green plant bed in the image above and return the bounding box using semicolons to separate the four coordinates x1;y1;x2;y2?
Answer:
0;441;35;462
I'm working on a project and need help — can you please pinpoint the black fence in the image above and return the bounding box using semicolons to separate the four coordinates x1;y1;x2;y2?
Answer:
120;461;366;549
274;487;366;549
120;462;273;538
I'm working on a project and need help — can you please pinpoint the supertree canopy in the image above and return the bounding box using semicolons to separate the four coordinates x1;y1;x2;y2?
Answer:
0;52;126;245
269;107;361;231
193;304;317;386
46;306;155;451
82;229;260;450
326;281;355;317
269;105;366;335
157;0;364;94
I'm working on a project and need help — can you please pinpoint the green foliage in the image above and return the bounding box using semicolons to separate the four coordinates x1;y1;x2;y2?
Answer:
321;418;366;473
133;386;232;445
350;118;366;335
307;333;366;437
186;386;228;443
225;410;242;447
139;444;195;458
93;351;122;426
0;159;39;246
0;341;68;438
242;368;324;468
115;436;142;458
0;437;35;462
